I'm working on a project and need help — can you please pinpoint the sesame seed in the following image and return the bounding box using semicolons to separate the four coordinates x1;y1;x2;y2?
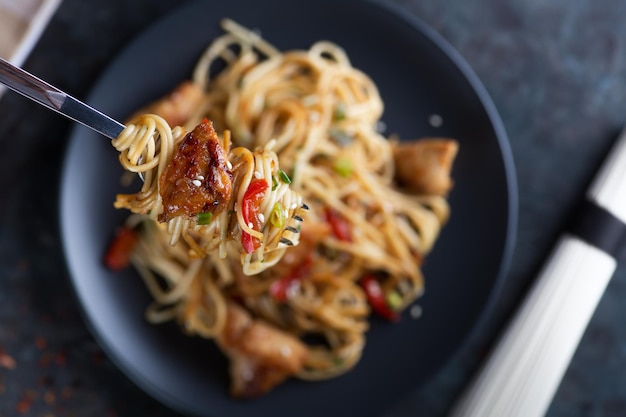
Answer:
291;203;298;210
248;222;253;229
196;175;205;180
192;180;202;187
280;345;292;357
254;171;263;179
410;305;422;319
226;161;233;170
309;111;321;123
428;114;443;127
258;213;265;223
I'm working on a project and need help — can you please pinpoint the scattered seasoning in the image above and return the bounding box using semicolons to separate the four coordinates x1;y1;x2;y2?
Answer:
44;390;56;405
0;349;16;370
35;336;47;350
91;351;105;365
61;386;73;399
16;391;37;415
428;114;443;127
38;375;54;387
55;349;67;367
410;304;423;319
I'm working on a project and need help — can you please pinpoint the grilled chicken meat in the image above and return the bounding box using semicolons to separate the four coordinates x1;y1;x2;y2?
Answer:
216;303;308;398
392;138;459;196
158;119;233;223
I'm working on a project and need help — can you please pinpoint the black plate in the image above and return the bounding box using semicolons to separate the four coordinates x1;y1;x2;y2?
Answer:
60;1;517;416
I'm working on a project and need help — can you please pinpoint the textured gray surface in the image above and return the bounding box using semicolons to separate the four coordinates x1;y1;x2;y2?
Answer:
1;0;626;416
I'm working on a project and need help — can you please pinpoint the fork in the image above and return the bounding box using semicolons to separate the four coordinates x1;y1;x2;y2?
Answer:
0;56;124;139
0;57;305;245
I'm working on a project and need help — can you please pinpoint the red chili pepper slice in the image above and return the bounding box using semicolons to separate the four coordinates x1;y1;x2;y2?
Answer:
324;207;351;242
360;275;399;321
241;178;269;253
104;226;138;271
269;256;313;302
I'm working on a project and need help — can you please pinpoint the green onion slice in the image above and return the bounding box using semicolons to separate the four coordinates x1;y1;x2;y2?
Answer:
278;169;292;184
333;156;353;178
270;202;287;228
197;211;213;225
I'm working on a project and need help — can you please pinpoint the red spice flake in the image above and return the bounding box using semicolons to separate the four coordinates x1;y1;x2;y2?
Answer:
44;390;56;405
39;352;53;368
35;336;47;350
91;351;105;365
55;349;67;367
38;374;54;387
40;314;54;324
61;386;73;399
15;398;31;415
15;391;37;415
0;349;16;370
16;259;29;270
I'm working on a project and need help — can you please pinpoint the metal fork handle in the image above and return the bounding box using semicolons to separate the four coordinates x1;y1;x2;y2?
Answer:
0;57;125;140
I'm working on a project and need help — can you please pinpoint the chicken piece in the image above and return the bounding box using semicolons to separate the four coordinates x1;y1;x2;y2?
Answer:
130;81;203;127
216;302;308;398
392;138;459;195
158;119;233;223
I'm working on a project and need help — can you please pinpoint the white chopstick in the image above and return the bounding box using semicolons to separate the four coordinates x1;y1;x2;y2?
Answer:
450;126;626;417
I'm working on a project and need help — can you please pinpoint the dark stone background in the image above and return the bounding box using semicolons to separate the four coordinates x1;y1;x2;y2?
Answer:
2;0;626;416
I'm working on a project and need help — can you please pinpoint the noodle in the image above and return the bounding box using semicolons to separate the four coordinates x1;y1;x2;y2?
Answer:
108;18;456;395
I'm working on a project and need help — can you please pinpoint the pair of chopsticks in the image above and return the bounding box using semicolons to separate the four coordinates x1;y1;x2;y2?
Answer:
451;128;626;416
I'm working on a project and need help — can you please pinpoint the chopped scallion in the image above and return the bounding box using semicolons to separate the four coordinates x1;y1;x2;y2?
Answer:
333;157;353;178
272;175;279;191
329;128;353;147
333;102;347;121
278;169;291;184
197;212;213;225
386;291;403;311
270;202;287;228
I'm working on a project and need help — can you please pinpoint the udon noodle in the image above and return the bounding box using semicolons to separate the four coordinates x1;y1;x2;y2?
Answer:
107;19;458;397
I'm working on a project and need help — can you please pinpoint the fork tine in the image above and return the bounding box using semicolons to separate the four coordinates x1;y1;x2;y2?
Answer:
286;225;300;234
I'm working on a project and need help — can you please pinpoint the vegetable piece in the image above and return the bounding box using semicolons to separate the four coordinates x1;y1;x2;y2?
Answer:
333;156;353;177
360;275;399;321
197;211;213;225
329;127;353;147
278;169;292;184
324;207;351;242
333;102;347;121
241;178;269;253
270;202;287;228
269;256;313;302
104;226;138;271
